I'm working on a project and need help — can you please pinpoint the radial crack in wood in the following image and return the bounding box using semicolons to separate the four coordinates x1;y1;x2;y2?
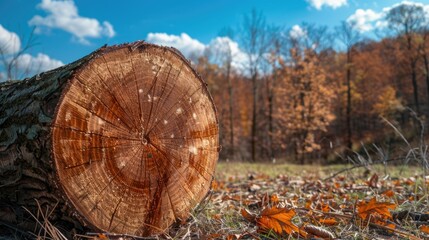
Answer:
0;41;219;237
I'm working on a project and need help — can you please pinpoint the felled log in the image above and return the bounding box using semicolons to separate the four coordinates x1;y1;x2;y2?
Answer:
0;41;219;237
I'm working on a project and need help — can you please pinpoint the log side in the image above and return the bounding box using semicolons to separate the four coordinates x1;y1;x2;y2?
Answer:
0;50;101;238
0;41;219;238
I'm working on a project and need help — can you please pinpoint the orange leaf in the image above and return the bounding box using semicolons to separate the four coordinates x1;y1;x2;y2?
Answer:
385;223;396;230
257;207;300;236
270;194;279;205
226;234;237;240
317;202;330;212
357;197;396;221
305;200;312;209
382;189;395;198
241;208;256;222
318;217;338;226
97;234;109;240
421;225;429;234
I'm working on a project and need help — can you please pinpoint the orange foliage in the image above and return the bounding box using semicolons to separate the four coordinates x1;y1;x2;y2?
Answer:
420;225;429;234
242;206;306;237
318;218;338;226
357;197;396;221
257;207;301;236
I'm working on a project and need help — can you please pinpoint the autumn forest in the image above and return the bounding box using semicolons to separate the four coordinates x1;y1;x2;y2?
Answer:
195;4;429;164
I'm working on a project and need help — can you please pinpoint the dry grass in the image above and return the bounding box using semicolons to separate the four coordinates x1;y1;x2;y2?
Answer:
6;161;428;239
162;161;429;239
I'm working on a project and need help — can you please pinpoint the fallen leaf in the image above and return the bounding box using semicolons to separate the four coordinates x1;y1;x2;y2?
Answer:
357;197;396;221
96;234;108;240
207;233;223;239
257;206;300;236
270;194;279;205
316;202;330;212
304;224;335;239
367;173;379;188
318;217;338;226
421;225;429;234
241;208;256;222
382;189;395;198
305;200;312;209
212;214;222;221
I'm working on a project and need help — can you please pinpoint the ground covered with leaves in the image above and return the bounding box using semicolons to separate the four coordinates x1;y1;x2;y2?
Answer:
164;162;429;239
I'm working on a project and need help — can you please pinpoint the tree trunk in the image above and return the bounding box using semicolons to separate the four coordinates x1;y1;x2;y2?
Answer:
0;41;219;238
251;71;258;162
226;63;235;160
411;60;420;115
267;90;274;161
346;49;352;152
407;34;420;115
423;53;429;117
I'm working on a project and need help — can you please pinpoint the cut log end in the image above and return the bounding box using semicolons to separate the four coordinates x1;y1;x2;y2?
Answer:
51;42;219;236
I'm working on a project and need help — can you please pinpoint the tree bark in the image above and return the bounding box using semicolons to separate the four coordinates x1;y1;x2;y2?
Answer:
406;34;420;115
346;48;353;152
423;53;429;117
226;63;235;160
251;71;258;162
0;41;219;238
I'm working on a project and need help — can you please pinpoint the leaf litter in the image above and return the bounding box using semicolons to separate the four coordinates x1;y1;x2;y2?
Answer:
169;164;429;240
92;164;429;239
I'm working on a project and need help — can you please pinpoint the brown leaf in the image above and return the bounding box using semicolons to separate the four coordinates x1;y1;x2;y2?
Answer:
256;207;302;236
357;197;396;221
304;224;335;239
366;173;379;188
207;233;223;239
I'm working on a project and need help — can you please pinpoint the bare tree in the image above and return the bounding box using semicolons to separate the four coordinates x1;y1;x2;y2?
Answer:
212;27;236;159
0;28;37;81
289;23;332;56
385;3;426;115
240;9;268;161
418;26;429;116
336;21;361;152
265;25;287;161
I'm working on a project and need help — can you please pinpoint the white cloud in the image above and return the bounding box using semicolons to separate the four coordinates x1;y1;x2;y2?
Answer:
16;53;63;73
383;1;429;19
348;1;429;33
306;0;347;10
29;0;115;44
347;9;382;32
147;33;249;73
147;33;206;57
206;36;248;72
289;25;307;39
0;24;21;54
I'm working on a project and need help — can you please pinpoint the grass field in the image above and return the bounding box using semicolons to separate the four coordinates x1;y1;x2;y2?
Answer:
160;162;429;239
26;162;429;239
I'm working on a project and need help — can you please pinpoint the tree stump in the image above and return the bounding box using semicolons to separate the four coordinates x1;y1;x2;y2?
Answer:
0;41;219;237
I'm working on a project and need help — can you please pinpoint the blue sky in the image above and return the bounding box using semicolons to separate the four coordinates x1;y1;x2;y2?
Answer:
1;0;429;79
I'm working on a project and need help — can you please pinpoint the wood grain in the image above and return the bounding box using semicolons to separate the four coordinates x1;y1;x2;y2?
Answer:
51;42;219;235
